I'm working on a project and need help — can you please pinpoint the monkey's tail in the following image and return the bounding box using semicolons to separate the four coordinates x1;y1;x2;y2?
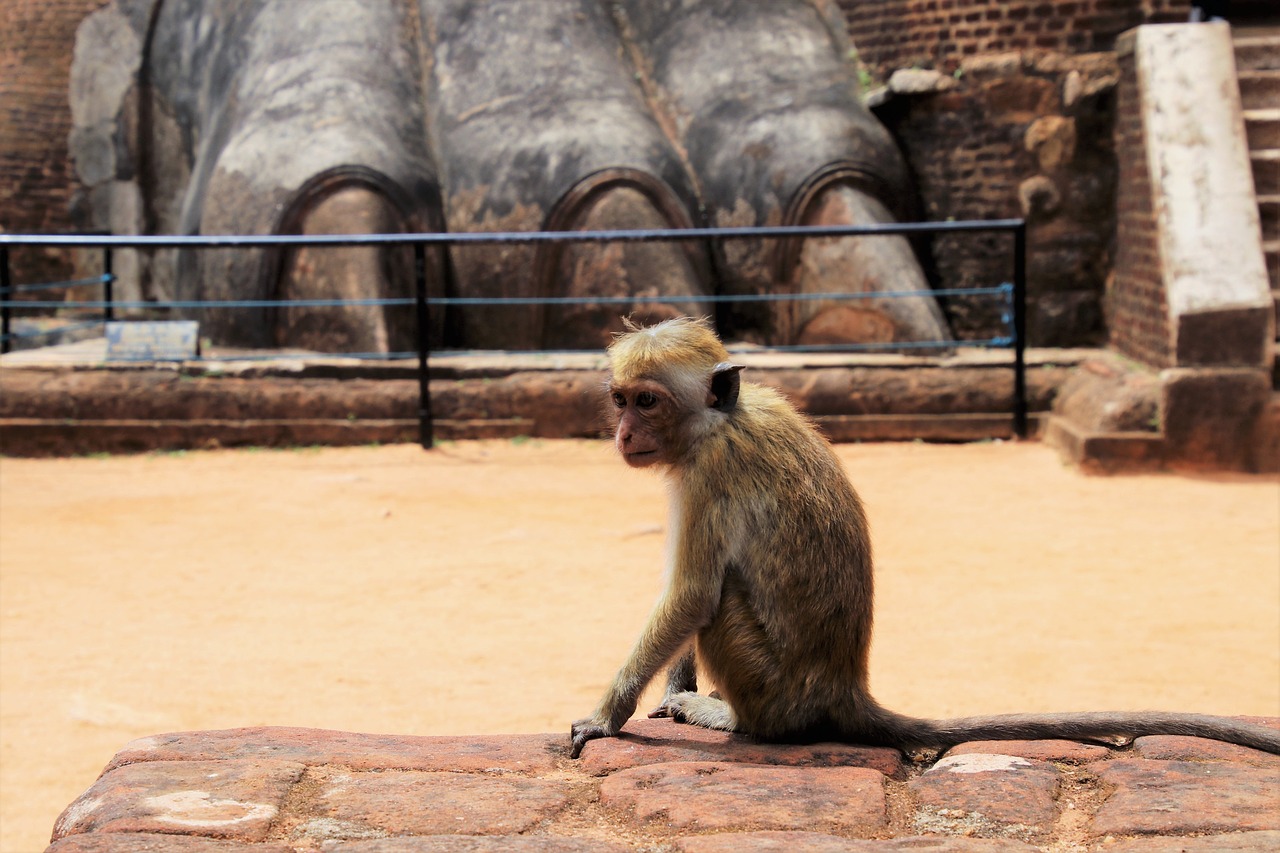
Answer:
860;706;1280;755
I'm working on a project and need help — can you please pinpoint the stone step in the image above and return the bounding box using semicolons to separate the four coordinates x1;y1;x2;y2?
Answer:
1260;193;1279;241
1246;107;1280;150
0;412;1043;456
1251;150;1279;197
1042;415;1165;473
1234;34;1280;72
813;411;1040;442
1238;69;1280;110
0;345;1085;454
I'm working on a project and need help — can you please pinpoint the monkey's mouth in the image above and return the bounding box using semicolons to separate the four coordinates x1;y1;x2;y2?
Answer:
623;449;660;467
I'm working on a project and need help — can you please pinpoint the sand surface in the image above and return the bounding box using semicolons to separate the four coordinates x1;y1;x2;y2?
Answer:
1;439;1278;851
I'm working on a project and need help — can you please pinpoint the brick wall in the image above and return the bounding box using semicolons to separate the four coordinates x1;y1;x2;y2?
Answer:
1106;43;1172;367
872;50;1122;346
839;0;1191;346
0;0;111;284
841;0;1192;80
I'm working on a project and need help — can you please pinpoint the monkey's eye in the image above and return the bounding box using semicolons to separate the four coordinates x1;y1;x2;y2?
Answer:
611;392;626;408
635;391;658;409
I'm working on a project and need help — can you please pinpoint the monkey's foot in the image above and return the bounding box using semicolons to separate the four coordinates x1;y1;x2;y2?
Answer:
648;690;738;732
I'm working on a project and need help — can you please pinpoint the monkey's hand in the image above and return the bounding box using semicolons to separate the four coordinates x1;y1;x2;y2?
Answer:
569;716;617;759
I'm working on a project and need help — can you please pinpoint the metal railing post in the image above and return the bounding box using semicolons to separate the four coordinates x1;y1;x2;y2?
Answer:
414;242;434;449
103;247;114;322
1012;221;1028;439
0;246;11;355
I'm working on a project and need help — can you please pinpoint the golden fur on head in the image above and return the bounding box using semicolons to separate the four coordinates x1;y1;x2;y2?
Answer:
608;317;730;385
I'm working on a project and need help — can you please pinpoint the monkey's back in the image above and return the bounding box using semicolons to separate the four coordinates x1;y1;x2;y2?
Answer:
679;381;877;736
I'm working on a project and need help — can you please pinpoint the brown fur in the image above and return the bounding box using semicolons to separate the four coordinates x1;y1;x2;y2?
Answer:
569;317;1280;758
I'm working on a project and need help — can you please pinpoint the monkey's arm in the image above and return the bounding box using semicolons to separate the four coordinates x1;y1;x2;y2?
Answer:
570;566;721;758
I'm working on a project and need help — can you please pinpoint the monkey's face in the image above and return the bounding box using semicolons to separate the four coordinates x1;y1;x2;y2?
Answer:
610;379;677;468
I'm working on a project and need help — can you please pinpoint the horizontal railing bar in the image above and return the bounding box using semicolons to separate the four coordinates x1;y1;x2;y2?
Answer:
1;284;1012;312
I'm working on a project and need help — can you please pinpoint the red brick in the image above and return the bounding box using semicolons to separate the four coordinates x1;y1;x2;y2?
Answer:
599;762;887;833
46;834;294;853
305;770;571;836
1103;831;1280;852
947;739;1112;763
300;837;628;852
1131;721;1280;767
110;727;561;774
575;717;903;778
908;753;1062;827
50;759;304;843
676;831;1040;851
1093;759;1280;836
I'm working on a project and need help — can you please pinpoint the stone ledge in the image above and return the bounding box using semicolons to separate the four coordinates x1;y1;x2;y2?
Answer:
0;347;1086;455
46;719;1280;852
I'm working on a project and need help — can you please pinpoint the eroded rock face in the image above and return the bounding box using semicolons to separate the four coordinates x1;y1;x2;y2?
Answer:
71;0;950;351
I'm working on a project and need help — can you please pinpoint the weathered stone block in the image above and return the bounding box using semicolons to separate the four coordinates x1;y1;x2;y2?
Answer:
947;739;1112;764
47;833;294;852
315;838;629;852
1250;393;1280;473
51;759;305;843
1017;175;1060;219
1024;116;1076;171
599;761;888;833
308;770;571;837
1051;358;1160;433
1103;831;1280;852
1175;306;1272;367
1134;725;1280;767
1092;758;1280;836
1160;367;1271;470
676;831;1040;851
908;753;1062;829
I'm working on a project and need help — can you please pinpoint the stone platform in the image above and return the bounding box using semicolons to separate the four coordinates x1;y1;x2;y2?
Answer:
46;719;1280;852
0;340;1082;455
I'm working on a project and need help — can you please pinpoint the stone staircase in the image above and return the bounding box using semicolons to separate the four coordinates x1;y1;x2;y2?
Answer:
1234;26;1280;386
1235;23;1280;471
1046;22;1280;473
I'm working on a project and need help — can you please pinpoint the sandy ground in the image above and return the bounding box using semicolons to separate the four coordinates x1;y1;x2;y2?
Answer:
1;439;1278;851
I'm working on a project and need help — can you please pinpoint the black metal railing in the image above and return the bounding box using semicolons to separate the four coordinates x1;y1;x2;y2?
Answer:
0;220;1029;446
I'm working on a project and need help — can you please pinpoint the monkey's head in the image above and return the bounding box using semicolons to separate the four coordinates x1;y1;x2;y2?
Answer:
606;317;744;468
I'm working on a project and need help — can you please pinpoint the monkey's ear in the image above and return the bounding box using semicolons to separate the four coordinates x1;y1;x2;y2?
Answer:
709;362;745;411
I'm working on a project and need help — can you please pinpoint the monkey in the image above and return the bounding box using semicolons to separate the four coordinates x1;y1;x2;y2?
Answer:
569;316;1280;759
